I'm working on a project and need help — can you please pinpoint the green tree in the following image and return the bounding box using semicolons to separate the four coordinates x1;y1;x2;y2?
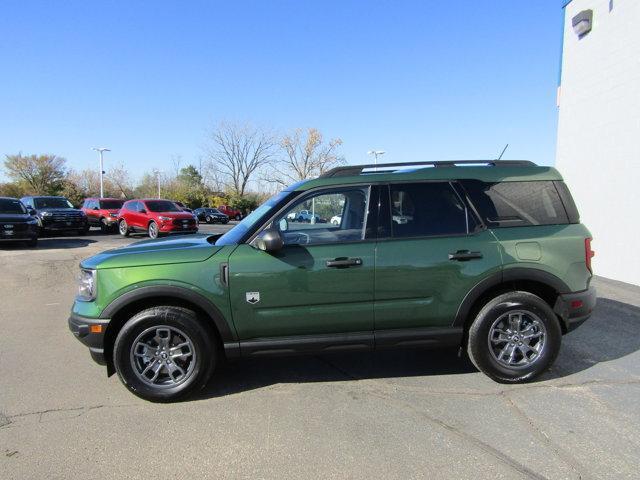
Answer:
3;153;67;195
0;182;27;198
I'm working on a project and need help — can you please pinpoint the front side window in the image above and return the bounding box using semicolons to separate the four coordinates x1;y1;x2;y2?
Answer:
388;183;469;238
275;187;370;246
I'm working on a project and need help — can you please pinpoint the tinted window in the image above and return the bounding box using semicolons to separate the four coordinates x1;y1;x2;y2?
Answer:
33;197;74;209
0;199;27;214
100;200;124;209
462;180;569;227
389;183;469;238
276;187;369;246
145;200;180;212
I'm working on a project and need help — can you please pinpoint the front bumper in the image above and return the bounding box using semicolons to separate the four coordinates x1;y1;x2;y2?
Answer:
553;285;597;333
68;313;110;365
0;224;38;240
41;219;88;231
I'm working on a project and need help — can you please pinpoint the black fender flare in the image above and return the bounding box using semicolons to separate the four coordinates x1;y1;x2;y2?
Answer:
100;285;237;343
453;268;571;327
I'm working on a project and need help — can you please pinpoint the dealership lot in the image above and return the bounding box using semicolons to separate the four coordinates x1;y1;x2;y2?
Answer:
1;228;639;479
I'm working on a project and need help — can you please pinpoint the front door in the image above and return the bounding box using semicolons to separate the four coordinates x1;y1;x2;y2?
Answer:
374;182;502;334
228;186;376;346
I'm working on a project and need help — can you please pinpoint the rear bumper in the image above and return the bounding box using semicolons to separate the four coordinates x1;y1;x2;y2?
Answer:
554;286;597;333
68;313;110;365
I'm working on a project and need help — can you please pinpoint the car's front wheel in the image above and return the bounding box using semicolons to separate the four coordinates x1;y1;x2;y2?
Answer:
235;214;241;221
113;306;216;402
148;221;159;239
467;291;561;383
119;219;130;237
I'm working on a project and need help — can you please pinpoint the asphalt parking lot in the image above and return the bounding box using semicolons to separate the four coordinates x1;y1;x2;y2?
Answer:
1;226;639;479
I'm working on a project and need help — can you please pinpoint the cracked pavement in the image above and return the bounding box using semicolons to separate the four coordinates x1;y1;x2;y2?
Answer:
1;232;639;479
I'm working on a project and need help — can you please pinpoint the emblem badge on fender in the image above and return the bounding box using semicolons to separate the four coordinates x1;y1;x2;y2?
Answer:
246;292;260;304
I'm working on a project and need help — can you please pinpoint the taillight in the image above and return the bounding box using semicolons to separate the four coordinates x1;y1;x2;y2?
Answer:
585;237;595;273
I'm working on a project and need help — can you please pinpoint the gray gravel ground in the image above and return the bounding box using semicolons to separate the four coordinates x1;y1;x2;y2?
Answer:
1;226;639;479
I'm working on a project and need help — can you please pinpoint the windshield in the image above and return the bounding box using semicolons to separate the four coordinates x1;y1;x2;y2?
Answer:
215;191;290;245
34;197;74;209
0;199;27;214
100;200;124;209
145;201;181;212
208;208;221;214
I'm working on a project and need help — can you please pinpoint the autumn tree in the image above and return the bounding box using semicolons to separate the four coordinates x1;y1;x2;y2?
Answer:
204;121;276;196
265;128;344;186
3;153;67;195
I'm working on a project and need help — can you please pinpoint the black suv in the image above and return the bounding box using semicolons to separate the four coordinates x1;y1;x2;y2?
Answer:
21;196;89;235
0;197;39;246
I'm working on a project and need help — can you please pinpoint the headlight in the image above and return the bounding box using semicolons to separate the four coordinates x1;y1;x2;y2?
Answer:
158;216;172;221
41;211;53;217
77;269;97;301
109;213;118;217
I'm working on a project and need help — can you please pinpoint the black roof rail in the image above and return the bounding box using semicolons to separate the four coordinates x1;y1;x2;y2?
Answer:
320;160;537;178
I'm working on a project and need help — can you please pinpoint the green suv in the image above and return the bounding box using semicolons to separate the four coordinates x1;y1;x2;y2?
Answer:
69;160;596;401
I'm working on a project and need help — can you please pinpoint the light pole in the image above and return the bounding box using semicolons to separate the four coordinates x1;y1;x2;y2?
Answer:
367;150;385;170
92;147;110;198
153;169;162;198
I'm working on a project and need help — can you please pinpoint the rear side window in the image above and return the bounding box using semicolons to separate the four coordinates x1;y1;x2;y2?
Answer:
462;180;569;227
388;182;471;238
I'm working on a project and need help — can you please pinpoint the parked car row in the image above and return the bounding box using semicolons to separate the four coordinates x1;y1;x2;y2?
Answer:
1;194;241;246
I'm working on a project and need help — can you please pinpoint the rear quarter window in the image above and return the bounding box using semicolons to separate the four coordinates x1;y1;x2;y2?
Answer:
461;180;569;227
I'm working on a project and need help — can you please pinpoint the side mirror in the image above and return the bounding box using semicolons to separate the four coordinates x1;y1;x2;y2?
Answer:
27;207;36;215
93;206;99;210
254;228;284;252
139;208;147;214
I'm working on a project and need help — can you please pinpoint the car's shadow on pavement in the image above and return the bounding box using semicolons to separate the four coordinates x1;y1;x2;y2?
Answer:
34;237;97;249
544;297;640;379
195;295;640;399
195;347;477;399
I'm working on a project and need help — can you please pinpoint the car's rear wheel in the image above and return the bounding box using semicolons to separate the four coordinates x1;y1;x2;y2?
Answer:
148;221;159;239
205;215;212;224
113;306;216;402
119;219;130;237
467;291;561;383
235;214;241;221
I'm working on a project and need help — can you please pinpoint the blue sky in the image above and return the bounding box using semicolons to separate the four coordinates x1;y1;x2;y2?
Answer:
0;1;563;182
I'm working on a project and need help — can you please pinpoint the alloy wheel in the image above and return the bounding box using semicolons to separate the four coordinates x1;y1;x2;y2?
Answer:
130;325;197;388
487;310;547;369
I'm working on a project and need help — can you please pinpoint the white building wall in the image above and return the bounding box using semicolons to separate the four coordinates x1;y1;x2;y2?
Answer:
556;0;640;285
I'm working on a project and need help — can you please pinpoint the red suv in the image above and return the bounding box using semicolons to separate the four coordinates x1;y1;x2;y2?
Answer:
117;199;198;239
81;198;124;233
217;204;242;220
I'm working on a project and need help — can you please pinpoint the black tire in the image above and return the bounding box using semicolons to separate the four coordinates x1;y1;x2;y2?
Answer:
148;220;159;239
119;219;130;237
100;218;110;233
77;225;89;236
235;214;241;221
26;238;38;247
222;219;228;224
205;215;212;224
467;291;561;384
113;306;216;402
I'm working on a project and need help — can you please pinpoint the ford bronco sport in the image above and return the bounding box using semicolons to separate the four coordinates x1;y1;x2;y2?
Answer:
68;160;596;402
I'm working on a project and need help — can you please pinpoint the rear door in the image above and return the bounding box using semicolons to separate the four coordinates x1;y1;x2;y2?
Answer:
228;185;377;347
374;182;502;342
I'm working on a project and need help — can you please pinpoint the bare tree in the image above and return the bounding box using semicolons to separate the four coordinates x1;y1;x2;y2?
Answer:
107;163;134;198
3;153;67;194
266;128;344;186
205;121;277;196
